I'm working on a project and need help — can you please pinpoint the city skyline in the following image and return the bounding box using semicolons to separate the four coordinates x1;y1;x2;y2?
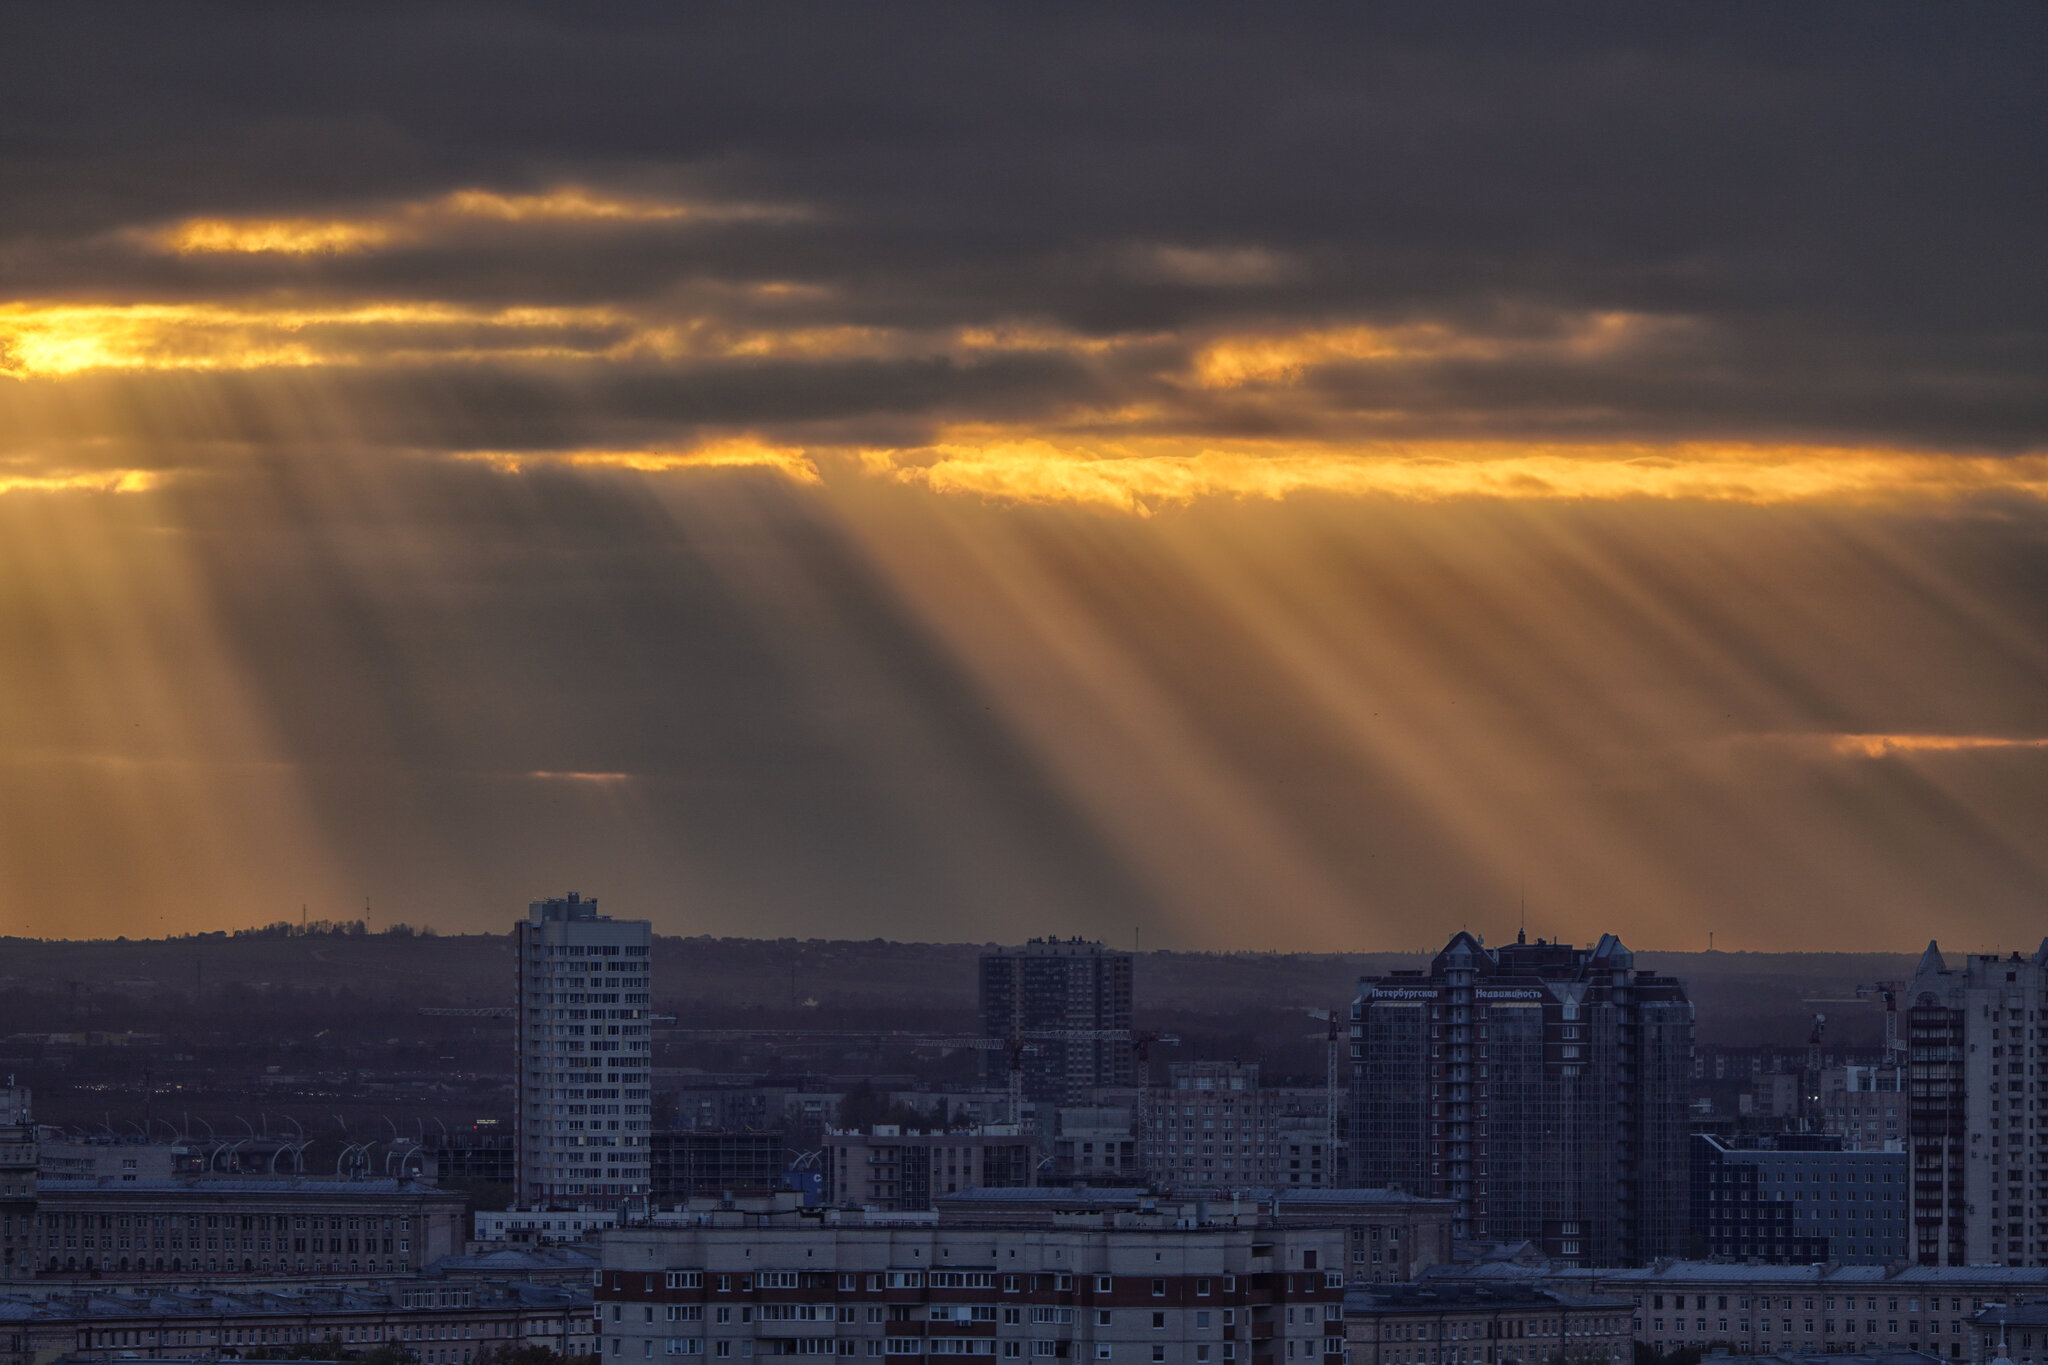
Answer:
1;7;2044;951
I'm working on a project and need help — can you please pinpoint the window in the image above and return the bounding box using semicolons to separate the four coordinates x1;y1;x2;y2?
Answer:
668;1273;704;1290
1152;1314;1166;1331
1152;1280;1166;1298
1097;1276;1114;1294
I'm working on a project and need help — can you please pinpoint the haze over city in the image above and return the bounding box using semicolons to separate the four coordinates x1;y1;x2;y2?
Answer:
2;6;2044;951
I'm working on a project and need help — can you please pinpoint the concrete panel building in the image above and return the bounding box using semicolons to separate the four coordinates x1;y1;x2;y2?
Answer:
1344;1283;1634;1365
1691;1134;1908;1266
514;893;654;1209
0;1275;592;1365
826;1127;1036;1211
596;1204;1345;1365
26;1176;465;1280
980;939;1135;1106
1141;1064;1332;1192
936;1188;1455;1285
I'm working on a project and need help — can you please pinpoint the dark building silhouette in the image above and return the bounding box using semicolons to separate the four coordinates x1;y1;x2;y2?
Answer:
1349;930;1693;1266
979;937;1134;1105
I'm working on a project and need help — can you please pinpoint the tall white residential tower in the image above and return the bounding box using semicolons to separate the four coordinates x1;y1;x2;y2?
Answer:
1906;940;2048;1266
514;893;653;1210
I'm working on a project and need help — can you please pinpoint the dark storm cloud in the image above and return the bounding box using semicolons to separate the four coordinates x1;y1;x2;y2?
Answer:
2;3;2041;452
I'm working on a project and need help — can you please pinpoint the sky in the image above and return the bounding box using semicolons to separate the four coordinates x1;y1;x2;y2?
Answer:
1;4;2044;950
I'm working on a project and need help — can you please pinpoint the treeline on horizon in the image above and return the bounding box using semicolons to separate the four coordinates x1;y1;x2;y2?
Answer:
0;925;1917;1051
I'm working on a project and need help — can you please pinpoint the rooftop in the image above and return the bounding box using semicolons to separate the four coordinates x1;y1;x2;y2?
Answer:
0;1281;587;1323
37;1177;454;1196
1347;1284;1633;1314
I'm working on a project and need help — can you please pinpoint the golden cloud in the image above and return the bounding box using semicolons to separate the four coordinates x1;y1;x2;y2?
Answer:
0;300;649;376
0;468;161;495
152;185;803;256
1825;733;2048;758
0;300;931;378
872;437;2048;514
1191;312;1687;388
459;439;820;485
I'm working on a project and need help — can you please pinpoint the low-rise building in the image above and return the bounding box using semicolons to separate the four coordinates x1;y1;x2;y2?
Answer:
595;1200;1346;1365
1968;1298;2048;1364
1259;1192;1454;1286
1731;1351;1943;1365
1422;1259;2048;1360
1344;1284;1633;1365
28;1177;466;1279
826;1127;1035;1211
0;1277;592;1365
936;1188;1455;1285
475;1209;618;1245
1690;1134;1907;1265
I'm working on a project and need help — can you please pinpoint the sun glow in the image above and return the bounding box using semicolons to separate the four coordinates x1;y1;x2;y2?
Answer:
0;301;644;376
0;468;161;495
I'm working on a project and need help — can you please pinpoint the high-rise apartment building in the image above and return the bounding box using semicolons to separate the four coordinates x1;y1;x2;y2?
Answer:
0;1085;33;1282
514;893;653;1210
1349;930;1693;1267
1140;1061;1333;1189
979;938;1134;1106
1904;940;2048;1267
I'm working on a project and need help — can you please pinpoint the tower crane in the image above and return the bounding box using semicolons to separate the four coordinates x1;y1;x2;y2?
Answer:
1305;1008;1347;1175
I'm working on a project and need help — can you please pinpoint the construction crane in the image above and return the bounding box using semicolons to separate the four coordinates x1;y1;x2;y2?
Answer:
1305;1008;1346;1175
1869;980;1908;1058
927;1037;1039;1126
